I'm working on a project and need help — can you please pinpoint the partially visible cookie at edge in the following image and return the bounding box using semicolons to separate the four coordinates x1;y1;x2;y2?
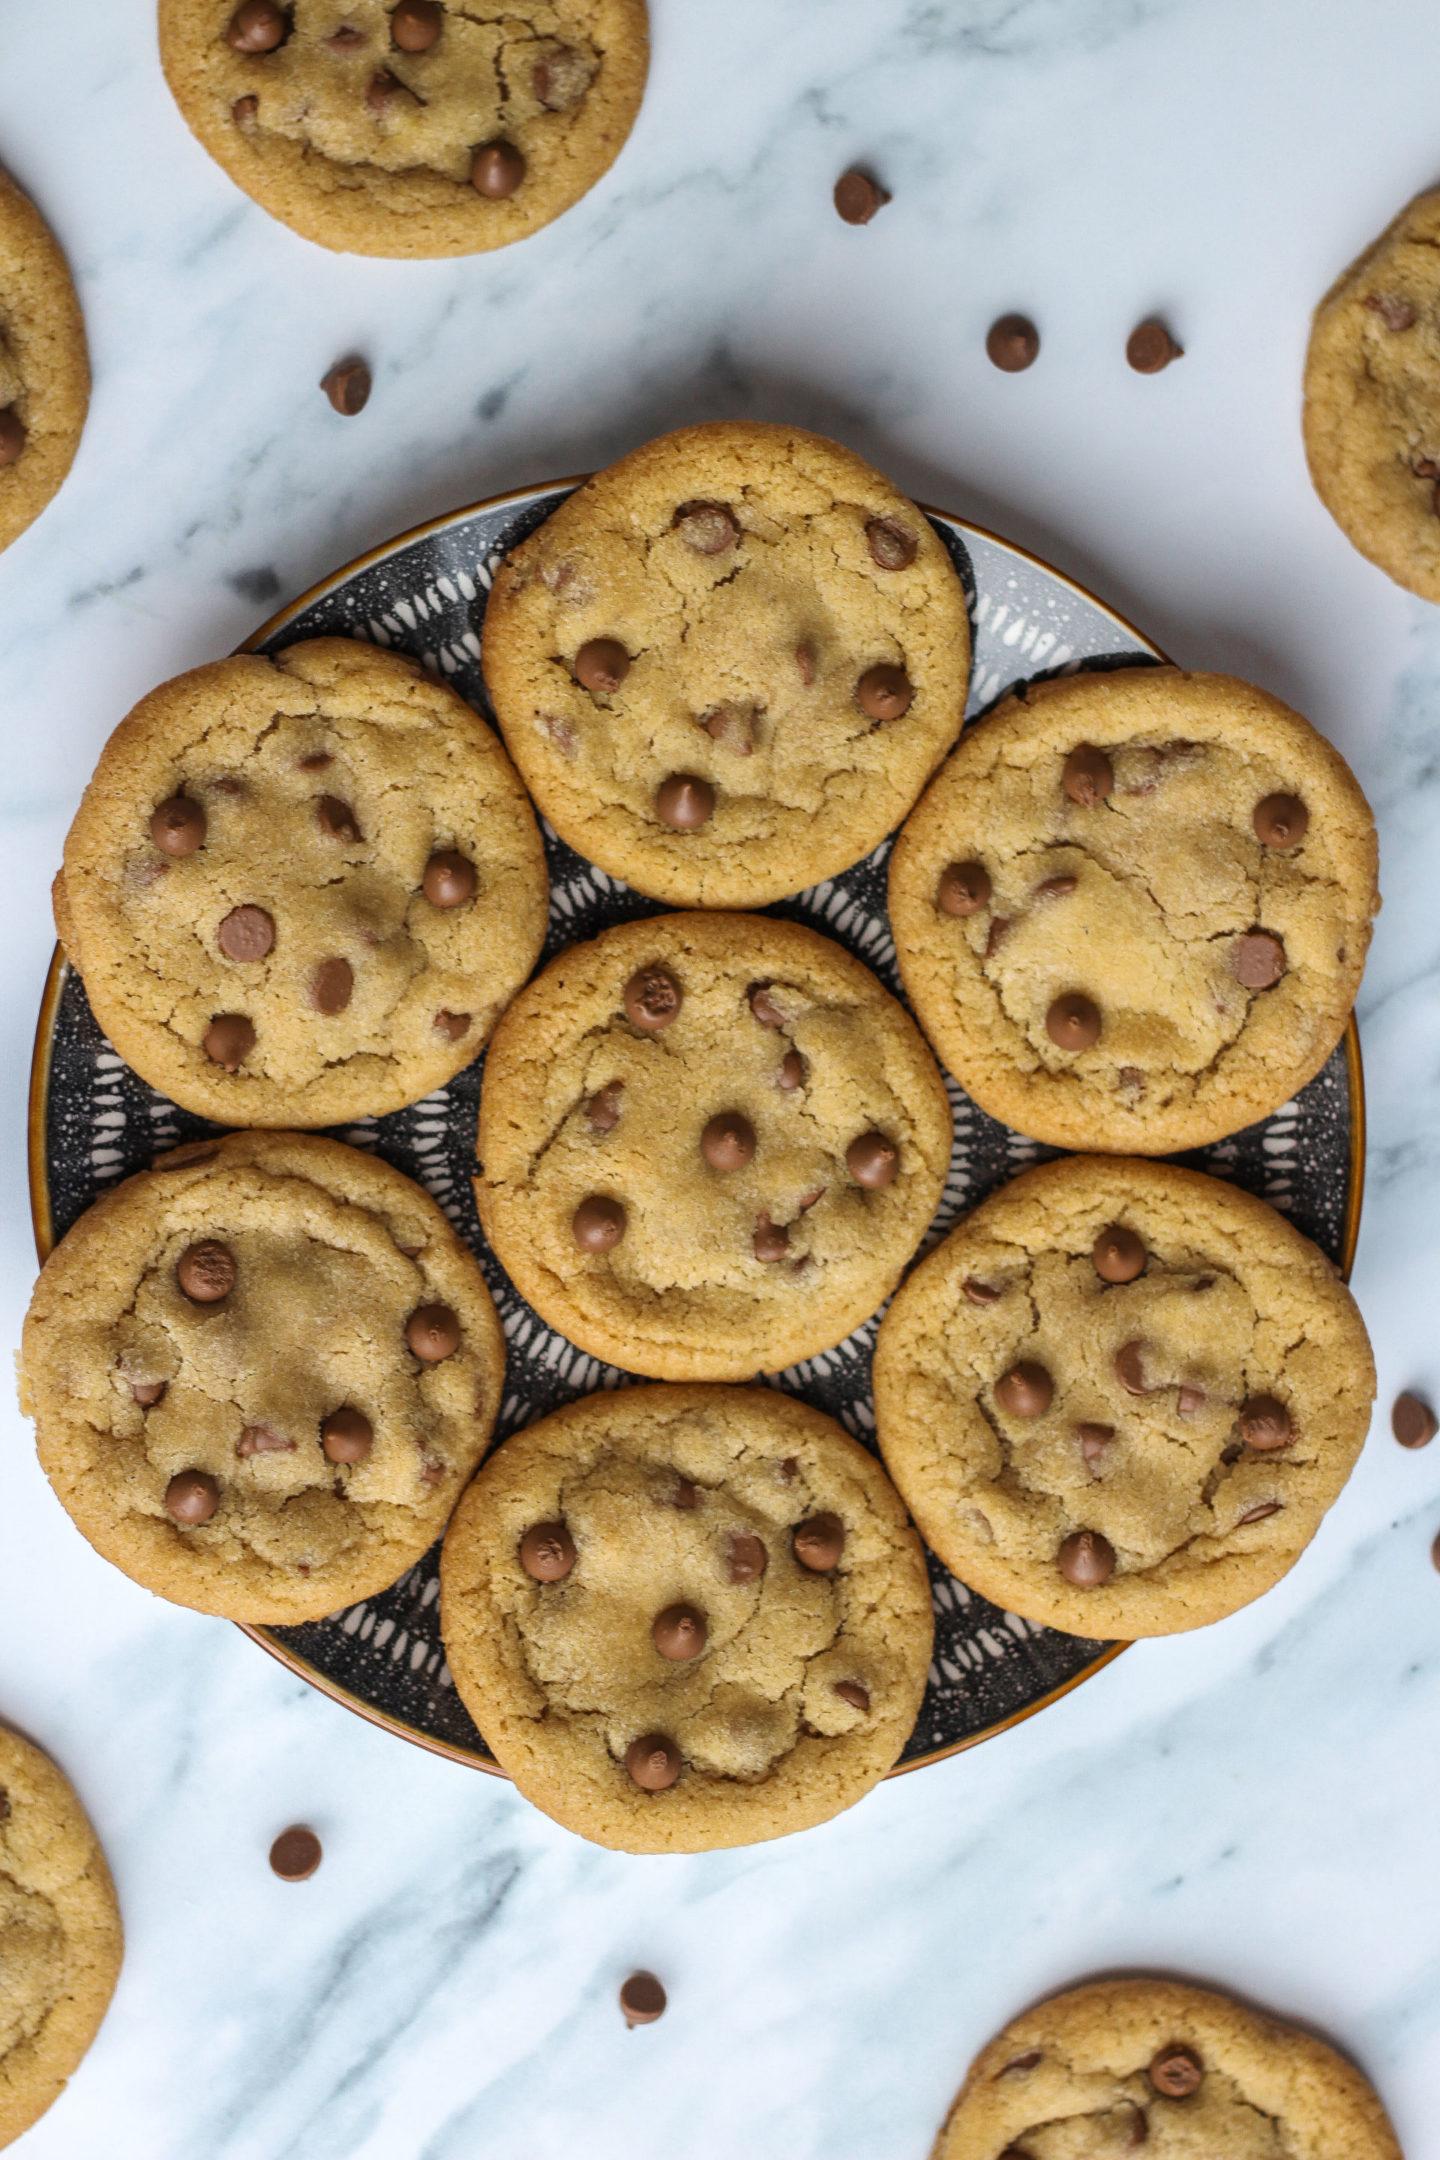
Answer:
0;167;89;553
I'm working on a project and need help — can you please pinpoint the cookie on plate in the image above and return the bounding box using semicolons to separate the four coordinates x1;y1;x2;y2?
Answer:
889;667;1378;1153
1304;185;1440;601
0;167;89;554
158;0;648;257
481;420;971;907
56;637;547;1126
932;1976;1400;2160
872;1155;1375;1637
440;1384;933;1852
476;911;954;1380
0;1728;122;2151
19;1130;504;1623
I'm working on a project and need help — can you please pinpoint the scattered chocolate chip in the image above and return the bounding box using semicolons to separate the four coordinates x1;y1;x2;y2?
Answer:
984;917;1012;958
725;1532;767;1583
674;500;738;554
1393;1393;1438;1448
748;984;788;1029
0;409;24;465
1036;874;1078;899
1063;743;1114;805
996;1362;1053;1416
753;1214;790;1262
1237;1501;1281;1525
656;774;715;829
519;1521;576;1582
321;358;371;414
835;169;891;225
963;1277;1002;1305
322;1408;373;1464
312;958;354;1014
702;702;757;755
652;1604;707;1661
619;1971;667;2026
324;22;367;47
1148;2046;1202;2099
866;517;916;570
1046;993;1101;1051
151;796;206;856
1077;1422;1114;1471
471;141;525;197
1238;1395;1292;1450
227;0;287;52
937;860;991;916
701;1112;756;1171
204;1014;256;1070
794;1513;845;1570
1253;793;1308;848
856;663;913;720
218;905;275;962
1126;319;1183;373
422;851;476;906
177;1240;236;1303
406;1304;460;1360
131;1378;167;1407
1364;293;1416;332
777;1051;806;1091
391;0;441;50
1093;1224;1145;1283
237;1423;295;1457
1058;1528;1115;1586
1232;931;1286;990
833;1678;870;1712
997;2052;1043;2077
585;1080;624;1132
316;795;361;842
987;314;1039;371
1117;1066;1146;1096
626;1735;681;1791
574;638;629;693
668;1479;700;1511
534;44;593;108
847;1132;898;1188
573;1196;626;1252
166;1469;220;1525
1114;1341;1153;1395
434;1009;471;1040
232;94;259;130
269;1825;322;1881
1177;1384;1205;1418
795;640;816;684
625;968;681;1030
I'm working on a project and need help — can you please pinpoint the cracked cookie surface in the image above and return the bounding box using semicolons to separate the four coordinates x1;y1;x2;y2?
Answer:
158;0;648;256
481;421;971;906
57;636;547;1126
933;1977;1400;2160
19;1130;504;1623
889;668;1378;1153
0;1729;122;2151
1304;186;1440;601
439;1384;933;1851
475;911;954;1380
873;1155;1374;1637
0;167;89;554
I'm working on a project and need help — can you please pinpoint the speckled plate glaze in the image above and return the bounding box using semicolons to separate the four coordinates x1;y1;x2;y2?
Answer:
29;481;1364;1780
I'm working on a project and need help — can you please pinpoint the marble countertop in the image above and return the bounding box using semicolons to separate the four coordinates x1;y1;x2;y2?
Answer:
3;2;1440;2154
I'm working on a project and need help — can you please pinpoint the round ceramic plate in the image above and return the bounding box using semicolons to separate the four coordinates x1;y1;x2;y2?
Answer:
29;482;1364;1777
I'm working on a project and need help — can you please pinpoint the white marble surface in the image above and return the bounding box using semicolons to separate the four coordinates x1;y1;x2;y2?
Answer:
2;2;1440;2154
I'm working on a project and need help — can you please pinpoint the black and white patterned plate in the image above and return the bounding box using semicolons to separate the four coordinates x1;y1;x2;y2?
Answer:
29;484;1363;1777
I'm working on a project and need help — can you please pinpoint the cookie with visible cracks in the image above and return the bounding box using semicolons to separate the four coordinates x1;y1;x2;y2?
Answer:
0;166;89;553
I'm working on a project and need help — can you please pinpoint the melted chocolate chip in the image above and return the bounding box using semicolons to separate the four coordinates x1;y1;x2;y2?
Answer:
574;638;629;693
1063;743;1114;805
1126;320;1183;373
572;1196;626;1252
652;1604;707;1661
1393;1393;1438;1449
937;861;991;916
702;702;757;755
626;1735;681;1791
177;1240;236;1303
1077;1422;1114;1471
312;958;354;1014
434;1009;471;1040
1232;931;1286;990
269;1825;322;1880
725;1532;767;1583
585;1080;624;1132
166;1469;220;1524
962;1278;1001;1305
701;1112;756;1171
1114;1341;1153;1395
1237;1501;1282;1525
534;44;593;108
321;358;371;414
865;517;916;570
777;1051;806;1091
204;1014;256;1070
1046;993;1101;1050
227;0;287;52
519;1521;576;1582
422;851;476;906
218;906;275;962
1093;1224;1145;1282
324;23;367;47
151;796;206;856
995;1362;1053;1416
405;1304;460;1360
1035;874;1078;899
856;663;913;720
391;0;441;50
237;1423;295;1457
748;984;789;1029
470;141;525;197
674;500;738;554
619;1971;667;2026
656;773;715;829
316;795;361;842
1058;1528;1115;1586
0;409;24;465
1364;293;1416;332
987;314;1039;371
847;1132;898;1188
232;94;259;129
1148;2046;1202;2099
795;640;817;684
794;1513;845;1570
1253;792;1308;847
131;1378;167;1407
752;1214;790;1262
833;1679;870;1712
321;1408;373;1464
1238;1395;1292;1450
835;170;891;225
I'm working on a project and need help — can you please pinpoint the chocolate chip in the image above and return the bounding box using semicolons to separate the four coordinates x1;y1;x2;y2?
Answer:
937;861;991;916
311;958;354;1015
674;500;738;554
1365;293;1416;332
1058;1528;1115;1586
619;1971;667;2026
1148;2046;1202;2099
534;43;593;108
1046;993;1101;1050
1063;743;1114;805
1126;319;1183;373
777;1051;806;1091
624;968;681;1030
321;1408;373;1464
585;1080;624;1132
151;796;206;856
0;1790;9;1821
985;918;1012;957
519;1521;576;1582
300;750;333;770
391;0;441;50
795;640;816;684
963;1278;1001;1304
232;94;259;130
668;1479;700;1511
204;1014;255;1070
321;358;371;414
996;2053;1043;2077
422;851;476;906
269;1825;322;1881
847;1132;897;1188
1253;793;1308;847
748;983;789;1029
1036;874;1078;899
1237;1501;1281;1525
166;1469;220;1525
218;906;275;962
1232;930;1286;990
1077;1422;1114;1471
702;702;757;755
0;408;24;465
1238;1395;1292;1450
835;170;891;225
177;1240;236;1302
995;1362;1053;1416
227;0;287;52
574;638;629;693
865;516;916;570
725;1532;767;1583
316;795;361;842
652;1604;707;1660
434;1009;471;1041
1093;1224;1145;1283
1177;1384;1205;1418
324;22;367;47
701;1112;756;1171
1393;1393;1438;1448
794;1513;845;1570
1114;1341;1153;1395
753;1214;790;1262
656;774;715;829
237;1423;295;1456
131;1379;167;1407
987;314;1039;371
856;663;913;720
626;1735;681;1791
833;1679;870;1712
470;141;525;197
406;1304;460;1360
573;1196;626;1252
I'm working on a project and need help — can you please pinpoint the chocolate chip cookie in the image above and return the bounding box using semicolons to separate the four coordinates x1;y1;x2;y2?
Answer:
158;0;648;256
1304;185;1440;600
439;1384;933;1851
19;1130;504;1623
933;1977;1400;2160
476;911;954;1379
872;1154;1375;1637
56;637;547;1126
0;167;89;554
889;667;1378;1153
481;421;971;907
0;1729;122;2150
